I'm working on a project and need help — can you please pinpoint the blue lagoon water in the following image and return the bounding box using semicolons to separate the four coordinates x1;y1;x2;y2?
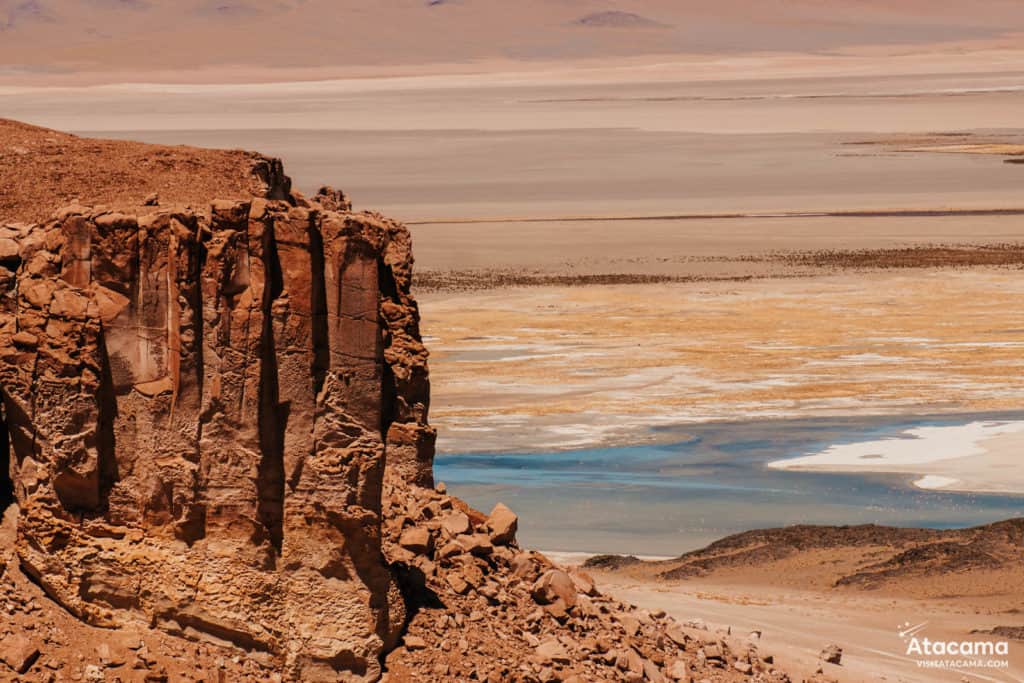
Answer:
435;412;1024;556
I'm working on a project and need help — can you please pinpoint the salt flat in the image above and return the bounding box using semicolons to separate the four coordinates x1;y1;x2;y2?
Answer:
423;270;1024;459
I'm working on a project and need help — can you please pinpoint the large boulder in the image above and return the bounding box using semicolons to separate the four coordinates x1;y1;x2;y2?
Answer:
486;502;519;545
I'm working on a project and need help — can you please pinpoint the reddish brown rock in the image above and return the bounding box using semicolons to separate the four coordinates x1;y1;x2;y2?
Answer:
441;510;472;537
532;569;579;609
569;568;597;596
0;633;39;674
399;526;434;555
487;501;518;545
535;639;570;664
0;188;433;680
820;644;843;665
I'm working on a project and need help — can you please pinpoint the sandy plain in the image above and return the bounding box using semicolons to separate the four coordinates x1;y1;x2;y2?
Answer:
596;573;1024;683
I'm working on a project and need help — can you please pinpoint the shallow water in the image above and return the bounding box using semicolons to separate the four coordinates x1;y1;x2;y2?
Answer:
435;412;1024;556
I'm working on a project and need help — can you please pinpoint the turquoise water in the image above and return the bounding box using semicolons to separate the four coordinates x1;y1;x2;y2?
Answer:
435;412;1024;556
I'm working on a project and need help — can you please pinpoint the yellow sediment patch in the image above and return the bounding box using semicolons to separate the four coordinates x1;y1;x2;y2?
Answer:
901;143;1024;155
421;269;1024;452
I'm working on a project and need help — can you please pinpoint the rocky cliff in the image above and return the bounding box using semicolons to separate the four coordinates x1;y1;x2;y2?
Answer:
0;120;793;683
0;198;433;680
1;120;433;680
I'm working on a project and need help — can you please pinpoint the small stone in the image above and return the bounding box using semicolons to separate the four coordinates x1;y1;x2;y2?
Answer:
399;526;433;555
49;288;89;320
456;533;493;557
615;648;644;675
0;634;40;674
543;600;568;620
667;660;690;681
486;503;518;545
133;376;174;398
446;572;469;595
617;614;641;637
534;639;569;664
441;511;471;537
569;569;596;596
665;625;689;648
820;644;843;665
643;658;667;683
0;238;20;262
437;541;463;559
703;643;723;661
531;569;577;608
404;636;427;651
574;593;599;618
510;553;536;579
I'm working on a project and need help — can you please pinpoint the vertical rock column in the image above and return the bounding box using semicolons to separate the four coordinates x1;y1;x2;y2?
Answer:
377;219;435;490
270;206;391;680
99;211;204;541
197;200;270;550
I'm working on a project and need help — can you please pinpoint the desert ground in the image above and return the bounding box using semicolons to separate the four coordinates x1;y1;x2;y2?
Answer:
595;570;1024;683
572;519;1024;682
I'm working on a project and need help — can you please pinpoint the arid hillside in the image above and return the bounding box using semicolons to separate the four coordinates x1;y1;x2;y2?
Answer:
3;0;1024;82
587;519;1024;606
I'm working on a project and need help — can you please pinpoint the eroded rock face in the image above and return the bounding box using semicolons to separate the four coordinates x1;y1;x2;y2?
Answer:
0;196;433;681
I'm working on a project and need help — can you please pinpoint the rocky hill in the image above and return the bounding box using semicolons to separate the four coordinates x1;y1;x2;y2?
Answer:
4;1;1024;84
0;120;796;682
586;519;1024;602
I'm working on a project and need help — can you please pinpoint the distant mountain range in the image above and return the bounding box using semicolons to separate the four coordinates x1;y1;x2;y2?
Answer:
2;0;1024;82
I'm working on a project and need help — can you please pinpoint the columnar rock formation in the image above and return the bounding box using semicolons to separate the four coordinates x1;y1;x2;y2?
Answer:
0;179;433;680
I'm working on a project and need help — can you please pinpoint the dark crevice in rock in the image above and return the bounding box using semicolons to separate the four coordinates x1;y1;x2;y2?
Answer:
95;333;119;515
0;400;13;515
378;259;398;441
257;221;285;553
193;226;209;448
161;612;275;654
391;562;444;624
0;254;22;273
308;218;330;398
